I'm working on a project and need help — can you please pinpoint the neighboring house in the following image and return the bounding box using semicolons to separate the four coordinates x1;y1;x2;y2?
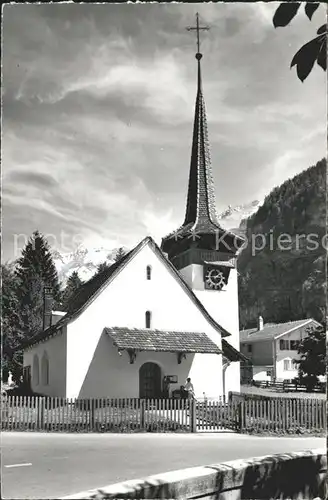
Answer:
240;316;322;383
22;43;248;401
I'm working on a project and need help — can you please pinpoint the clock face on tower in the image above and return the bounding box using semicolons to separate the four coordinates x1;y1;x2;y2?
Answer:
204;267;226;290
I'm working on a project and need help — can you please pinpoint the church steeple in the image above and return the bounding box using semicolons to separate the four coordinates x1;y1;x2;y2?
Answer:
161;14;244;261
184;50;220;228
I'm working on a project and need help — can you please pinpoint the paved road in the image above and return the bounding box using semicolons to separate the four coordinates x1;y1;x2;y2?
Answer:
2;432;325;499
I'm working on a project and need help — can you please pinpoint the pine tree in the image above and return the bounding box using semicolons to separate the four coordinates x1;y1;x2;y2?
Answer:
294;323;326;391
61;271;83;311
1;263;23;382
15;230;60;343
113;247;127;263
96;262;111;274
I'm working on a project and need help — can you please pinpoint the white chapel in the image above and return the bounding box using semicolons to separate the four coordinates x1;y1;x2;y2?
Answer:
23;17;248;400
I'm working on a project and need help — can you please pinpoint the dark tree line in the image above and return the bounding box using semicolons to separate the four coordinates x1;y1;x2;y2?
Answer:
238;159;326;328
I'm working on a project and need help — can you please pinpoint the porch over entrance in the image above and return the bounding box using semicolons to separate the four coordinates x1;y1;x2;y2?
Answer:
104;327;222;399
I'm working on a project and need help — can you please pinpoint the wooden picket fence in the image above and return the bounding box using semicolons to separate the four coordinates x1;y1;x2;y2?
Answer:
1;396;326;434
1;397;193;432
196;398;326;433
195;400;240;431
238;397;326;433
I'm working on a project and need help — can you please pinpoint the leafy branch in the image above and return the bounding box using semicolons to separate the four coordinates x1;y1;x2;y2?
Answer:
273;2;327;81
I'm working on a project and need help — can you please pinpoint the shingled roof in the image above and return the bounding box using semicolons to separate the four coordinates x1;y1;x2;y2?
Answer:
104;328;248;362
104;327;221;354
240;318;320;343
25;236;233;349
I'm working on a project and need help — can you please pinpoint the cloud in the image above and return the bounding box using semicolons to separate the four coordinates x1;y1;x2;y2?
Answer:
2;3;326;262
7;171;59;189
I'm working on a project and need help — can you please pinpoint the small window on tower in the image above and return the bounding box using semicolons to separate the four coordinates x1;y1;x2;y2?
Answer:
145;311;152;329
146;266;152;280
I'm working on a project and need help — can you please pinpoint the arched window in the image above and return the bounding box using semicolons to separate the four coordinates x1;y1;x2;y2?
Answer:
41;351;49;386
33;354;39;386
146;266;152;280
145;311;152;329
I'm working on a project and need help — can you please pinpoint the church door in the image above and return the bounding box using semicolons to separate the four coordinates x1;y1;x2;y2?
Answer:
139;362;161;399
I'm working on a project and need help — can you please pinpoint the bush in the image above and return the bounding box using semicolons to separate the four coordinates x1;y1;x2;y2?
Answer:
5;385;35;397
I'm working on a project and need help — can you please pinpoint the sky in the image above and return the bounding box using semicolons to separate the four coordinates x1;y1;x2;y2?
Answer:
2;2;326;261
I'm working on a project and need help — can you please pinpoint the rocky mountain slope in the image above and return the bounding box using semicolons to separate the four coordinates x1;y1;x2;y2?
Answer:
238;158;326;329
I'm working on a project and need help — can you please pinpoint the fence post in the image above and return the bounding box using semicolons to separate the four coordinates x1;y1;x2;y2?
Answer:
37;397;45;430
140;399;145;429
190;398;196;433
90;399;95;429
237;401;243;431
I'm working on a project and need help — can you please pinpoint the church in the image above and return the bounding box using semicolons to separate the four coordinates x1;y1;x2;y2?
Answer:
23;17;248;400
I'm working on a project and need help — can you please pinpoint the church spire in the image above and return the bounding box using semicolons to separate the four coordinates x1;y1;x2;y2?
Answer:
184;49;220;227
161;14;244;259
184;13;219;227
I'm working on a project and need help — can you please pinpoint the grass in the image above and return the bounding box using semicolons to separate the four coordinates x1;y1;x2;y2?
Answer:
240;428;325;437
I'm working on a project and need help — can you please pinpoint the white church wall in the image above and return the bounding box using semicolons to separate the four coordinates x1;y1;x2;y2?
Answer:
66;241;224;399
189;265;239;347
77;331;188;398
23;328;67;397
188;265;240;393
76;331;222;399
179;265;194;288
190;353;223;399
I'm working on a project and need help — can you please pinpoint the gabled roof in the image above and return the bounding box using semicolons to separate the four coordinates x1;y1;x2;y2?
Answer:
25;236;232;349
240;318;321;344
104;327;221;354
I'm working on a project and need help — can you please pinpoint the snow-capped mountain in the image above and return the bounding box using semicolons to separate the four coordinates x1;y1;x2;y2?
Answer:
53;246;129;287
53;201;261;287
218;200;262;233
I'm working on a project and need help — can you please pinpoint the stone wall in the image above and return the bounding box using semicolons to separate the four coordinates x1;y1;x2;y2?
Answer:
62;448;326;500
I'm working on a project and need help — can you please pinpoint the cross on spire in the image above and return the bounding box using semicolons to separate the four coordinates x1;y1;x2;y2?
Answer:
186;12;210;56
